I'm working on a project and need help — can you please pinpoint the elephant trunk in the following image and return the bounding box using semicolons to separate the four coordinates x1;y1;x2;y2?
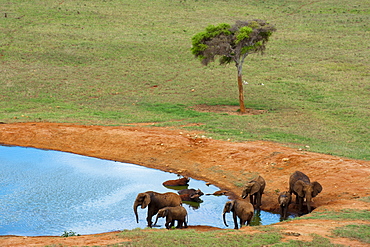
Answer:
306;200;311;213
223;212;229;227
133;202;140;223
306;195;312;213
154;214;160;226
241;191;248;199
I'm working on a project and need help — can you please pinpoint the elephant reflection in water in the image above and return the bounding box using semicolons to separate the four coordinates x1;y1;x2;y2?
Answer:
249;210;262;226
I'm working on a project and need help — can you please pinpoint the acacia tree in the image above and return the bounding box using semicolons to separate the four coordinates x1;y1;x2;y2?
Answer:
191;19;276;114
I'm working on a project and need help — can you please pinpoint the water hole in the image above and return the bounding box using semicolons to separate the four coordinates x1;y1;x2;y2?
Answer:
0;145;293;236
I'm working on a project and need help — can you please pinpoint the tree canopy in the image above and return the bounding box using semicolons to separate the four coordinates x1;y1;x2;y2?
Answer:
191;19;276;113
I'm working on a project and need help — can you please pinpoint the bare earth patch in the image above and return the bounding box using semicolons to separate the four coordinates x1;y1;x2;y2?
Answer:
0;122;369;246
192;104;267;115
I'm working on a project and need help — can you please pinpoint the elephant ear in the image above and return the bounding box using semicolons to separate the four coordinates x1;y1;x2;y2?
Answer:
225;201;234;212
159;208;168;217
250;181;261;195
230;200;235;211
312;181;323;197
141;193;151;208
163;208;169;216
293;180;305;198
190;193;199;199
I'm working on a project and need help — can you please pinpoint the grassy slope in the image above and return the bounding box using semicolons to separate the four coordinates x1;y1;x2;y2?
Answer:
1;0;369;159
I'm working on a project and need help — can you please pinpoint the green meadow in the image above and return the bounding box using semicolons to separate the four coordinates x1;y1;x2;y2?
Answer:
1;0;369;160
1;1;370;245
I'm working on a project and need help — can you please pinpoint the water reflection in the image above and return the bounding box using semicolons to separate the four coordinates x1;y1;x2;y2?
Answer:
0;145;283;236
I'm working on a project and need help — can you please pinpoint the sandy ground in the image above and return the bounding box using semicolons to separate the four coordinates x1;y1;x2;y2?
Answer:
0;122;369;246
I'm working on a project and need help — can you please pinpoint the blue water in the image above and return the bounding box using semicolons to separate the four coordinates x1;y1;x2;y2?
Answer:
0;145;282;236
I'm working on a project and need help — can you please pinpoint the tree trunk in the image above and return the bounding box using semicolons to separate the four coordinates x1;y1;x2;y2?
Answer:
236;60;246;114
237;73;246;114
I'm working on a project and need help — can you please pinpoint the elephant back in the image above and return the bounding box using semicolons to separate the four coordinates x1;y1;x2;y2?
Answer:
289;171;310;189
171;206;188;218
255;175;266;192
236;200;254;213
156;192;182;208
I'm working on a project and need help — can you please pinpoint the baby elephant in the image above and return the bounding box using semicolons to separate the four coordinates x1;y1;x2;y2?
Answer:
278;191;292;219
154;206;188;229
222;200;254;229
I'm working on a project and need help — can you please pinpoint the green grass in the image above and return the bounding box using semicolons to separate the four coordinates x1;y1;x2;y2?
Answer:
113;215;370;246
299;209;370;221
1;0;369;159
274;234;343;247
117;228;282;247
333;224;370;244
114;228;345;247
358;197;370;203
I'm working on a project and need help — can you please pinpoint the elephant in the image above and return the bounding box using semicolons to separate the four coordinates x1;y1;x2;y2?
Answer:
154;206;188;229
179;193;202;202
178;188;204;197
222;200;254;229
162;176;190;186
178;188;204;202
133;191;182;227
207;190;227;196
241;175;266;209
289;171;322;213
278;191;292;219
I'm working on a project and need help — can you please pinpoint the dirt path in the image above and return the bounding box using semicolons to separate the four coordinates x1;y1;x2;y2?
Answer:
0;122;369;246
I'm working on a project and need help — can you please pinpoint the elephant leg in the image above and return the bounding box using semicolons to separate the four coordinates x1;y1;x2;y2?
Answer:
240;218;246;228
249;195;254;205
232;212;239;229
177;220;183;229
146;215;153;228
281;206;286;219
183;220;188;228
256;193;261;209
165;220;171;229
297;197;303;212
284;207;289;219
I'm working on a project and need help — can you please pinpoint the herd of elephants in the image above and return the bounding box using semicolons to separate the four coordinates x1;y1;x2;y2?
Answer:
133;171;323;230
